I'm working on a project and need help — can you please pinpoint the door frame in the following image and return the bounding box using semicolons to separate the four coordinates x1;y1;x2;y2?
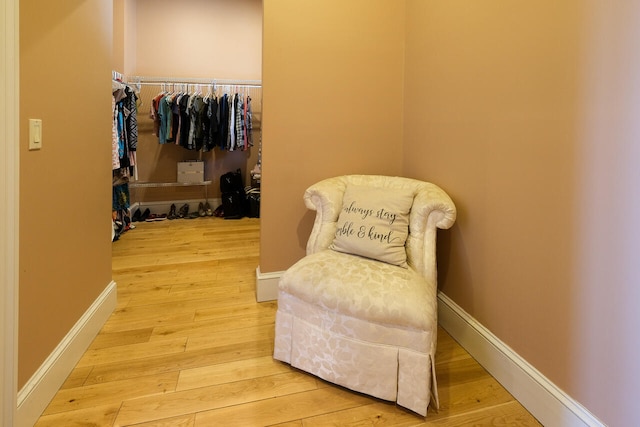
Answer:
1;0;19;424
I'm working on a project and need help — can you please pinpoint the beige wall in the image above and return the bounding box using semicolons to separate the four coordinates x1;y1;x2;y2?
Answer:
402;1;640;425
260;0;406;271
125;0;263;203
113;0;136;75
404;0;581;388
113;0;125;72
134;0;261;80
19;0;113;387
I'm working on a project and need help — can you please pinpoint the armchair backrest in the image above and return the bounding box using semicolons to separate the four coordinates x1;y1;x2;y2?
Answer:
303;175;456;284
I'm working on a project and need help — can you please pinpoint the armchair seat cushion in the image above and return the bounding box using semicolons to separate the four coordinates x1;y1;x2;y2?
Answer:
280;249;437;343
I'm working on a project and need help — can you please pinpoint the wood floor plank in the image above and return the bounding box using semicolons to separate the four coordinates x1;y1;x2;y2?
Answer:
185;323;275;351
124;281;241;308
114;372;319;427
298;402;423;426
76;336;187;368
193;300;277;322
58;366;93;390
435;355;494;387
267;422;303;427
42;372;179;415
34;404;120;427
83;339;275;386
176;355;292;390
434;329;473;365
150;310;276;342
100;306;195;333
100;292;262;334
192;387;376;427
126;414;196;427
87;327;154;350
428;401;541;426
432;377;516;420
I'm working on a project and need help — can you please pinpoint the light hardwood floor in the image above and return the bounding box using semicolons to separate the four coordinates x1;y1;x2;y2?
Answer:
35;217;541;426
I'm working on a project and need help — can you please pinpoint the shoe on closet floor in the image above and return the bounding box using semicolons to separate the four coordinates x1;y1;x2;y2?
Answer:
167;204;177;220
145;213;167;222
178;203;189;218
140;208;151;222
198;202;206;217
132;209;142;222
204;201;213;216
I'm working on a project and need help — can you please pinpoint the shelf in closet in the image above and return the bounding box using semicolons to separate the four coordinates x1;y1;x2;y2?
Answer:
129;181;212;188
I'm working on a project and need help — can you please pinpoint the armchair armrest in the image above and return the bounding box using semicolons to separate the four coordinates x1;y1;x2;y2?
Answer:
412;185;457;231
407;183;457;283
303;176;347;254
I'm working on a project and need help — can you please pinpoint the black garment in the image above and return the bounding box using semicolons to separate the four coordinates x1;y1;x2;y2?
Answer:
202;97;219;152
124;86;138;151
178;94;190;149
217;94;229;150
190;95;206;151
170;95;180;143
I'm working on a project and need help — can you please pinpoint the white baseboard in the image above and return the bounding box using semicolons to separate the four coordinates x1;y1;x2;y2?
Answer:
16;281;117;427
437;292;603;427
255;267;283;302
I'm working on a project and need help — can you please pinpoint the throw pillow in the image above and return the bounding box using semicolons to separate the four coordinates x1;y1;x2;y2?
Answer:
330;184;413;267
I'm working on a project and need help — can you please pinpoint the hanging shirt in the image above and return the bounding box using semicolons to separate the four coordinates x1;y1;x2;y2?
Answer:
217;94;229;150
235;93;245;150
178;94;191;149
124;86;138;151
157;94;172;144
245;95;253;149
111;95;120;170
228;93;236;150
190;95;206;151
150;92;165;137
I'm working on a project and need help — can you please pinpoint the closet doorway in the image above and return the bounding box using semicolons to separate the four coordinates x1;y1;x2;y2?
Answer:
112;0;262;236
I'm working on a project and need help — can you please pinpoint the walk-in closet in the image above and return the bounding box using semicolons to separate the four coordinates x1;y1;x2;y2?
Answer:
111;0;262;239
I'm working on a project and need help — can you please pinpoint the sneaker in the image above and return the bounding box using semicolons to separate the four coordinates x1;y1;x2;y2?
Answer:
146;213;166;222
198;202;206;217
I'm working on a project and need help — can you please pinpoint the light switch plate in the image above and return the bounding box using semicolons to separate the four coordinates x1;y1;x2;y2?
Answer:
29;119;42;150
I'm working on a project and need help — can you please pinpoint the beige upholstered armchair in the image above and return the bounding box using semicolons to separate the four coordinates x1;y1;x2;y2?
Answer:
273;175;456;416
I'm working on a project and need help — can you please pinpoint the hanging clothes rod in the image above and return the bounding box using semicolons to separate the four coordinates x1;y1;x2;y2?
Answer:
128;76;261;87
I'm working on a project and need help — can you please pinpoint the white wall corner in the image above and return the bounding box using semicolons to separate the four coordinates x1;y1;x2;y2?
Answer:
437;292;604;427
255;267;282;302
16;281;117;427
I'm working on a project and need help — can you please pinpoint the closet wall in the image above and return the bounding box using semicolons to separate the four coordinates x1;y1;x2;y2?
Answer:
260;0;406;271
19;0;113;388
115;0;262;205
